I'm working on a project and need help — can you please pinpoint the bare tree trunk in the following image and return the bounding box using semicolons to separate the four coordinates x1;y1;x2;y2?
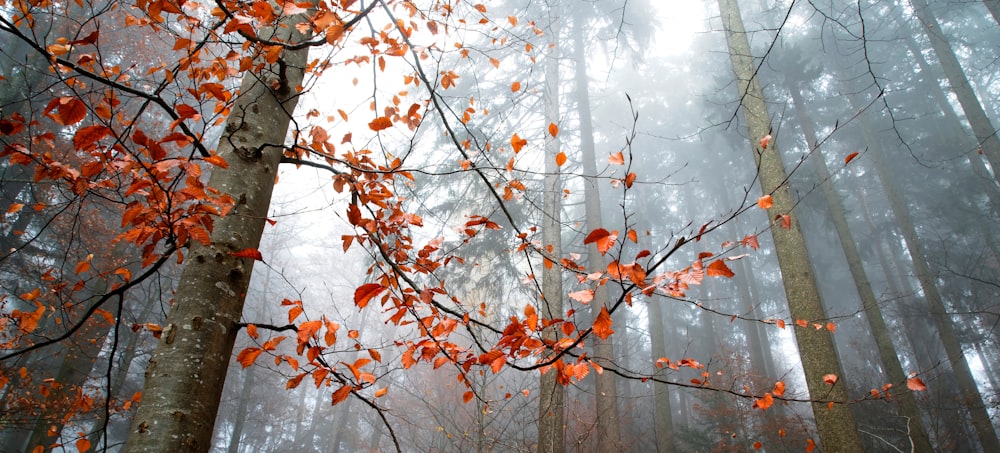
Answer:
849;95;1000;452
123;4;314;451
910;0;1000;183
571;12;621;453
717;0;864;450
537;10;566;453
789;88;934;452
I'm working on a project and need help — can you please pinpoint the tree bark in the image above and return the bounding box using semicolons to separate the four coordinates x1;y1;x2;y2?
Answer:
716;0;864;451
789;87;934;452
537;12;566;453
571;12;622;452
849;94;1000;452
123;5;314;451
910;0;1000;184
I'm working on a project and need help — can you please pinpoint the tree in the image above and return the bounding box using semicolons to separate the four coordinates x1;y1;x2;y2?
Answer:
716;0;864;450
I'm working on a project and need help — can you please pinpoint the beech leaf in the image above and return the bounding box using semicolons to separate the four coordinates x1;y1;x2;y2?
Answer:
355;283;386;309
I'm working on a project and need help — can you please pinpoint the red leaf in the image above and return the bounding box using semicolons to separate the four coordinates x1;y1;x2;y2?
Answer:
331;384;352;405
555;151;566;167
583;228;617;255
907;376;927;391
757;194;773;209
355;283;386;308
511;133;527;153
844;151;860;164
73;125;110;151
806;439;816;453
46;97;87;125
76;438;92;453
759;134;772;149
624;172;636;188
753;441;762;450
706;259;735;278
608;151;625;165
368;116;392;131
593;306;614;340
237;347;263;368
229;248;263;261
773;381;785;397
823;374;838;385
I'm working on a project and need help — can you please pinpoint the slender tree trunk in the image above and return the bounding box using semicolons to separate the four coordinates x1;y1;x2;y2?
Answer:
571;13;621;452
123;4;315;451
717;0;864;450
910;0;1000;183
537;12;566;453
789;88;935;452
850;96;1000;452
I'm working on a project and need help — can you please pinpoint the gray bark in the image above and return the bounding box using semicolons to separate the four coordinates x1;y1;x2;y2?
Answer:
123;5;314;451
717;0;864;450
790;87;934;452
537;12;566;453
571;12;622;452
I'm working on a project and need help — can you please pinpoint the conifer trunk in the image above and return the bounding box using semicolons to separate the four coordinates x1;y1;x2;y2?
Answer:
717;0;863;450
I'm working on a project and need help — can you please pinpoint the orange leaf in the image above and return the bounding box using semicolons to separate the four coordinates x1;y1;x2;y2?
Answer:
236;348;263;368
844;151;860;164
624;172;636;188
907;376;927;391
806;439;816;453
354;283;386;309
753;392;773;410
825;322;836;333
331;384;352;405
368;116;392;131
627;230;638;243
297;320;322;345
548;122;558;137
6;203;24;215
489;57;500;68
76;438;92;452
511;81;521;92
759;134;772;149
463;391;474;403
374;387;388;398
757;194;773;209
507;15;517;26
823;374;838;385
593;306;614;340
706;260;734;278
204;154;228;168
246;323;258;339
555;151;566;166
608;151;625;165
776;319;786;329
778;214;791;229
753;441;762;450
262;336;286;351
583;228;617;255
773;381;785;397
229;248;263;261
510;133;527;153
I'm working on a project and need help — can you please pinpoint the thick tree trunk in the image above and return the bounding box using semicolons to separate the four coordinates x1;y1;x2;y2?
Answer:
850;96;1000;452
910;0;1000;183
571;13;622;452
716;0;864;451
789;88;934;452
537;15;566;453
123;5;313;451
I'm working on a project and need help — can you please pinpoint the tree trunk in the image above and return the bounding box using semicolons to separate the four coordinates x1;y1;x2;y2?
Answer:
537;13;566;453
123;5;314;451
849;95;1000;452
789;87;934;452
984;0;1000;26
716;0;864;450
910;0;1000;183
571;12;622;452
